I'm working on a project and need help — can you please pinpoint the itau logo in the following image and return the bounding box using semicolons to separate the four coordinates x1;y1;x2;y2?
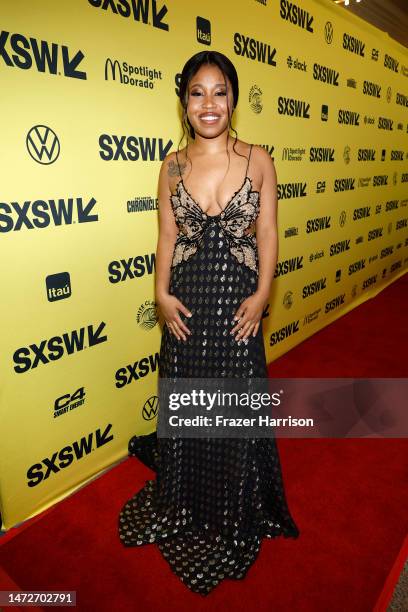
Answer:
196;16;211;45
46;272;71;302
26;125;60;164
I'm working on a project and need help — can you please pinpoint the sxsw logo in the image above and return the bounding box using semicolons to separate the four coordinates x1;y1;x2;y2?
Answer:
269;320;300;346
99;135;172;161
280;0;314;32
343;33;365;57
0;196;98;233
234;33;276;66
0;30;86;79
278;97;310;118
313;62;339;86
196;16;211;45
13;322;108;373
108;254;156;283
26;424;114;487
46;272;72;302
115;352;160;388
325;293;345;313
384;53;399;73
88;0;169;31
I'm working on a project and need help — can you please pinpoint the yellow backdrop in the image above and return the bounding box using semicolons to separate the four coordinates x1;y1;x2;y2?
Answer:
1;0;407;529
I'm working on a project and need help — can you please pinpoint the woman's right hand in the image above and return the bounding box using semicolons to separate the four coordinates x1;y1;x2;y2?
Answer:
157;293;192;341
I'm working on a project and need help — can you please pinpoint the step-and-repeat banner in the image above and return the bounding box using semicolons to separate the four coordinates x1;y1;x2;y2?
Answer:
1;0;407;528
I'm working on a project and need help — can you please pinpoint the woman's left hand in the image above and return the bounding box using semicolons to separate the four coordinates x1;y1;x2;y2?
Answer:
231;291;267;341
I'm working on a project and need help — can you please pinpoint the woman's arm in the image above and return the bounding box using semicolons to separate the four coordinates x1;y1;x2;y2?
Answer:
155;153;192;341
155;153;179;302
230;146;278;341
254;146;279;304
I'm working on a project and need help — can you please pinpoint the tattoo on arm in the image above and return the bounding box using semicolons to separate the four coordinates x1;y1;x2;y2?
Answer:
168;159;187;178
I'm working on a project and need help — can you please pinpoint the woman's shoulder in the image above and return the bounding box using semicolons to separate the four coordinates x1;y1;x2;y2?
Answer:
249;143;273;162
232;139;258;157
165;146;187;163
250;144;276;177
235;141;274;171
160;149;184;183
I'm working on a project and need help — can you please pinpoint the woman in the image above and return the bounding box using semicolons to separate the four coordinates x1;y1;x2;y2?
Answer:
118;50;300;595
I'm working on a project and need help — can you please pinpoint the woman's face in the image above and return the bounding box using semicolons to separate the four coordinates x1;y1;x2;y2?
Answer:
186;63;234;139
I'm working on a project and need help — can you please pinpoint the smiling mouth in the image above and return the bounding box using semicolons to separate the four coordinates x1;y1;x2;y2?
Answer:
199;114;220;123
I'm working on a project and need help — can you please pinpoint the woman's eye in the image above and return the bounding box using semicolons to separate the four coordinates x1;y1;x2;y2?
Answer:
190;91;226;97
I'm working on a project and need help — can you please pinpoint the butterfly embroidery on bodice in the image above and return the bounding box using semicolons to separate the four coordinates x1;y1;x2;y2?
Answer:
169;175;261;274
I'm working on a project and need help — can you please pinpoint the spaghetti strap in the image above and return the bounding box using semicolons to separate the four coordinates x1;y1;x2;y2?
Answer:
245;144;253;178
175;150;182;177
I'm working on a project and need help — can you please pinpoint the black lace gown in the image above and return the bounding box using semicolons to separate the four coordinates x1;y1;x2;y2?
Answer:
118;144;300;595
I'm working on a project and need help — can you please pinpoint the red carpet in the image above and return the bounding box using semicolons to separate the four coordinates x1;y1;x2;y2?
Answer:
1;273;407;611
